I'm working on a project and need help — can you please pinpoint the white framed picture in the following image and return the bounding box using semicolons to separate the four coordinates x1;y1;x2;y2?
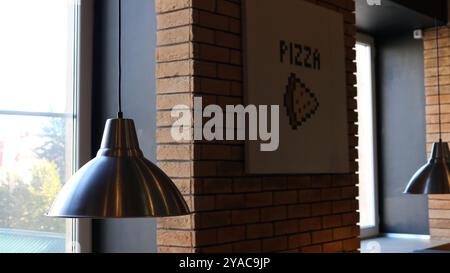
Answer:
244;0;350;174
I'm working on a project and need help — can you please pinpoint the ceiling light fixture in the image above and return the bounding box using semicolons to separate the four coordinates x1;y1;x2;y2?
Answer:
47;0;190;217
404;19;450;194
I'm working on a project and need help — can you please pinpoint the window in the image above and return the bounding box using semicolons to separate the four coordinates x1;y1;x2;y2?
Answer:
0;0;91;253
356;34;379;238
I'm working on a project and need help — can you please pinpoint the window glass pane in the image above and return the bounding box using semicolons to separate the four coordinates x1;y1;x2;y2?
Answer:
0;0;74;113
356;42;377;229
0;0;77;253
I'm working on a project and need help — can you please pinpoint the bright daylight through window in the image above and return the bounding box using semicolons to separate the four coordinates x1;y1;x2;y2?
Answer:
356;39;378;237
0;0;78;252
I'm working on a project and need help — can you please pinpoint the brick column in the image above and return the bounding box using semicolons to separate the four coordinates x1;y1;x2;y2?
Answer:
156;0;359;253
424;26;450;239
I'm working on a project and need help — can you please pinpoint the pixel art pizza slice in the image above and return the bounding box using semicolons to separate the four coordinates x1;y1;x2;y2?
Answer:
284;73;320;130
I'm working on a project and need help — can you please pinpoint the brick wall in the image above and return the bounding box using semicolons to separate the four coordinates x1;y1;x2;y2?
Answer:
424;26;450;239
155;0;359;253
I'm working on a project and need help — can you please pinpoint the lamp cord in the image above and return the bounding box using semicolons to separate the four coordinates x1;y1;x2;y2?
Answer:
117;0;123;118
436;19;442;142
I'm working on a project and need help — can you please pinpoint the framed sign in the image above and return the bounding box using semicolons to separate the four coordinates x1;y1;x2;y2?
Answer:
244;0;350;174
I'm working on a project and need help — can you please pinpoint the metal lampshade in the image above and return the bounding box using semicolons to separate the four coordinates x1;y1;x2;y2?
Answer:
404;140;450;194
48;118;190;218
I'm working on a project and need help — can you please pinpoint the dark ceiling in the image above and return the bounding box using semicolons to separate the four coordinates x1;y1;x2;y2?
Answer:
356;0;448;36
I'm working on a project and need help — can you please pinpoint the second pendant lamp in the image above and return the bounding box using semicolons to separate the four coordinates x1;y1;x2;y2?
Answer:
404;21;450;194
47;0;190;217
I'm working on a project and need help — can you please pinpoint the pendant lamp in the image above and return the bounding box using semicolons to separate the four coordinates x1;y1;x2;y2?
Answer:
47;0;190;217
404;20;450;194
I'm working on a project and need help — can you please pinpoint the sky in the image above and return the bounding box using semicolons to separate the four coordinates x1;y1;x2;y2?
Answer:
0;0;74;114
0;0;75;173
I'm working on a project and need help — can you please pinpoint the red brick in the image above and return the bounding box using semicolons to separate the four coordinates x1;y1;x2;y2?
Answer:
287;176;311;189
216;161;243;176
274;220;299;235
157;9;191;29
172;179;192;195
341;186;358;198
233;240;261;253
194;61;217;77
299;217;322;232
261;206;287;222
192;25;215;43
157;60;192;78
342;212;359;225
193;195;215;211
156;43;192;62
288;233;311;249
332;174;357;187
217;226;246;243
199;211;231;228
201;243;233;253
343;238;360;252
332;200;358;213
156;0;190;13
322;215;342;229
158;246;193;253
246;192;273;208
262;236;287;252
230;50;242;65
233;178;261;193
287;204;311;218
298;189;321;203
321;188;342;201
199;78;231;95
192;0;216;11
232;208;260;224
158;215;193;229
218;64;242;81
199;44;230;62
229;17;241;34
333;226;357;240
262;177;287;190
200;178;232;194
158;230;192;247
215;194;245;209
193;161;217;177
312;230;333;244
247;223;273;239
157;26;191;46
274;191;297;205
301;245;322;253
216;0;241;18
216;31;241;49
158;161;192;178
194;229;217;246
323;241;344;253
311;202;332;216
311;175;332;188
196;10;229;31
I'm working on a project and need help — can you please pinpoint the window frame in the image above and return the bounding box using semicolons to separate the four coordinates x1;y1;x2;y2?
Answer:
66;0;94;253
356;33;380;239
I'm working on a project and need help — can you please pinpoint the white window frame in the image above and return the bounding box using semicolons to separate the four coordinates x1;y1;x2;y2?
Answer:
356;33;380;239
67;0;94;253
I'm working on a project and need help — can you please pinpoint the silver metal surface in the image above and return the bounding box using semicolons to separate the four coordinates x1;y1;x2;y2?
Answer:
404;141;450;194
48;118;190;218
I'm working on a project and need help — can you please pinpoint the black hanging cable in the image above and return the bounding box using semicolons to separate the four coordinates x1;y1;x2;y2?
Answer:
117;0;123;118
436;19;442;142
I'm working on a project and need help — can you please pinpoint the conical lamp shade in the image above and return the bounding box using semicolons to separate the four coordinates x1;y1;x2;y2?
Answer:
404;141;450;194
48;118;190;218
